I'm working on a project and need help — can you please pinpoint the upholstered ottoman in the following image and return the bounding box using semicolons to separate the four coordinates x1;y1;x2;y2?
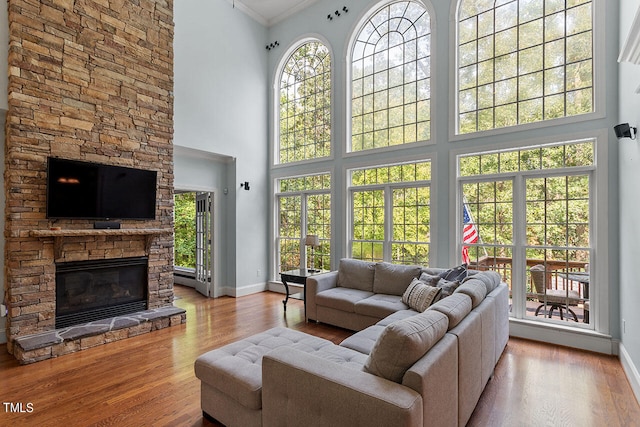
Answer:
194;327;367;426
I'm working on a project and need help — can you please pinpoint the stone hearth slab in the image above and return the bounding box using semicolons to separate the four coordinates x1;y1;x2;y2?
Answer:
14;306;186;361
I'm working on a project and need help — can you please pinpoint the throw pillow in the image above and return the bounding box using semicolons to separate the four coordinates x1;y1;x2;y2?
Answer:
364;310;449;383
439;264;468;282
419;272;440;286
434;278;461;302
402;278;442;312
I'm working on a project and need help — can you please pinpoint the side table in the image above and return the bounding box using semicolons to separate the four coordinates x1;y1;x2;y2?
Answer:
280;268;328;320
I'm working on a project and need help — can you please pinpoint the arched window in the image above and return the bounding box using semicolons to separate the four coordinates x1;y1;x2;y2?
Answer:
457;0;594;134
350;1;431;152
278;41;331;164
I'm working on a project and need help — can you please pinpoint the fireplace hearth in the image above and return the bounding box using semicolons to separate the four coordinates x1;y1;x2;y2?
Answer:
56;257;149;329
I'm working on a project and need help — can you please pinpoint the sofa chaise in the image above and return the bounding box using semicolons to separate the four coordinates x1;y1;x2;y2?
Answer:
194;260;509;426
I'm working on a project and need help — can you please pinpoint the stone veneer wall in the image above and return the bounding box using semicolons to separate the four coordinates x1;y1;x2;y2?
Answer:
4;0;176;359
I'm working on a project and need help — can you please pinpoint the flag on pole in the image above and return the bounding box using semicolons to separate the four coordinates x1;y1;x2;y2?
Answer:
462;203;479;265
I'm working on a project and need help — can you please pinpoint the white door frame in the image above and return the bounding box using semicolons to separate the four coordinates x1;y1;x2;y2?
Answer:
175;185;221;298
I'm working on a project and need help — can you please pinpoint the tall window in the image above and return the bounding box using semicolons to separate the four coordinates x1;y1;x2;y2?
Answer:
276;173;332;271
457;0;594;134
458;140;594;326
349;160;431;265
350;1;432;151
279;41;331;164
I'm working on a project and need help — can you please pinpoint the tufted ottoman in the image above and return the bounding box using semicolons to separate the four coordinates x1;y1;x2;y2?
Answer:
194;327;368;426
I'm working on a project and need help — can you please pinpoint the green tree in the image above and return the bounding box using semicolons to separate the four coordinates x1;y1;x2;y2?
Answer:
174;192;196;268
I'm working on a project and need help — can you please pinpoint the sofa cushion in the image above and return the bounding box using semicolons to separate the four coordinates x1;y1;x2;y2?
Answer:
316;287;374;313
354;294;408;318
364;310;449;383
340;324;386;354
454;281;487;308
337;258;376;291
465;270;501;294
373;262;422;295
428;293;473;329
376;309;419;326
402;278;442;312
439;264;468;282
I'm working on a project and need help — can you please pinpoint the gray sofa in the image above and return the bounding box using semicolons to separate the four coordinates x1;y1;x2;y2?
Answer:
194;260;509;427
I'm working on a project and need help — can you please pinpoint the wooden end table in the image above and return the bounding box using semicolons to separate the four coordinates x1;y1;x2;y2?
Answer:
280;268;328;319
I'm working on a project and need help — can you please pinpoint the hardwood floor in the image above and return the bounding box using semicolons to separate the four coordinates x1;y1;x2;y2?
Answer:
1;285;638;426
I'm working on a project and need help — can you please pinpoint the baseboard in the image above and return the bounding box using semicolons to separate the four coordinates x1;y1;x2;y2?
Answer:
267;281;303;295
619;343;640;405
174;275;197;288
509;319;614;354
223;282;268;297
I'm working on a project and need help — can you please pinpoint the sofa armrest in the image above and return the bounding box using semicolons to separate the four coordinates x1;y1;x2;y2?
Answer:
305;271;338;321
262;347;423;427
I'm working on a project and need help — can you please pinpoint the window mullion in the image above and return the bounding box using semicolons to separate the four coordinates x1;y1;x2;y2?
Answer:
384;185;392;262
512;174;527;319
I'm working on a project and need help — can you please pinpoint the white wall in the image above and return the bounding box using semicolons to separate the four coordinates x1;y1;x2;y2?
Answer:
174;0;269;294
618;0;640;402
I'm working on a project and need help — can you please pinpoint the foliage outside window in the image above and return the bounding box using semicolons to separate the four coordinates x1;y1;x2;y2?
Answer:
277;173;332;271
174;192;196;269
351;1;431;151
457;0;594;134
459;140;594;325
350;161;431;265
279;41;331;164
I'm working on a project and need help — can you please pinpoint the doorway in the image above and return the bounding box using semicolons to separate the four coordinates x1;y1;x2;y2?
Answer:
174;191;214;297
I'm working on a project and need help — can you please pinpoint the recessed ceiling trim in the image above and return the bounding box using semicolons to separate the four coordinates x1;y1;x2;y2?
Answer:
223;0;268;26
226;0;321;27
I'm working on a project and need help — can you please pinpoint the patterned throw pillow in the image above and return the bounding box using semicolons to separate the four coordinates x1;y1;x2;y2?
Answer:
402;278;442;312
439;264;468;282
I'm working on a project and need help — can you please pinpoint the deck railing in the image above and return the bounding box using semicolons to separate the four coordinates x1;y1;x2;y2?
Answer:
470;256;589;299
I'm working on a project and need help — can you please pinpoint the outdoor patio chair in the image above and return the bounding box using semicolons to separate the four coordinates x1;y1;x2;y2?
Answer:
530;264;581;322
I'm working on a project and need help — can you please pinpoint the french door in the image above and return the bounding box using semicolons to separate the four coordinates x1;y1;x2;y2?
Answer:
195;192;213;297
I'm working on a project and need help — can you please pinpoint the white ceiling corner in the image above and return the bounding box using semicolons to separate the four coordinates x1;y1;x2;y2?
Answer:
226;0;321;27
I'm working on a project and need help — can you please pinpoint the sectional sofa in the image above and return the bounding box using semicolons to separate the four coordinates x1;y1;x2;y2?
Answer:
194;259;509;426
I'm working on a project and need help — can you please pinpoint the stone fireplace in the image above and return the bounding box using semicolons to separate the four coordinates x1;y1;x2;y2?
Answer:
4;0;183;363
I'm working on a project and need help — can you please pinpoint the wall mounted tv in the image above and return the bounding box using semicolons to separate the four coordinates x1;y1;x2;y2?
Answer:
47;157;157;220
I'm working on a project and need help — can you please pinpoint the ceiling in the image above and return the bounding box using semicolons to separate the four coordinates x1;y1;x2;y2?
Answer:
226;0;320;26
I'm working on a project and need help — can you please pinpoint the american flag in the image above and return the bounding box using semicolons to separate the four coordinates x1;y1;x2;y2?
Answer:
462;204;479;265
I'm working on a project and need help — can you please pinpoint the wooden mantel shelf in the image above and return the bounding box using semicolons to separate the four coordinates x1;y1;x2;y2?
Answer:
30;228;172;258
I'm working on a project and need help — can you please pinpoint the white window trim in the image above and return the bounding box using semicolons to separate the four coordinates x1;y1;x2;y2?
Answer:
343;0;439;157
271;170;334;277
272;34;336;167
449;129;610;349
448;0;607;142
345;155;436;265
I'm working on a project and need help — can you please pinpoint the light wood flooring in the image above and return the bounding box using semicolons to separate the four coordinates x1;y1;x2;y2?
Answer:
1;285;638;426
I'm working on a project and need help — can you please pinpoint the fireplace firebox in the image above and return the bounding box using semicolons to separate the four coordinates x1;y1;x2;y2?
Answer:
55;257;149;329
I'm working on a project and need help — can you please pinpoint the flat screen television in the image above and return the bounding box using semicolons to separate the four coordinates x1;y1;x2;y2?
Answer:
46;157;157;220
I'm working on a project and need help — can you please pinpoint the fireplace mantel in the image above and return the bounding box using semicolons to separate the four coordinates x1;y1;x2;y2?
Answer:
30;228;172;258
